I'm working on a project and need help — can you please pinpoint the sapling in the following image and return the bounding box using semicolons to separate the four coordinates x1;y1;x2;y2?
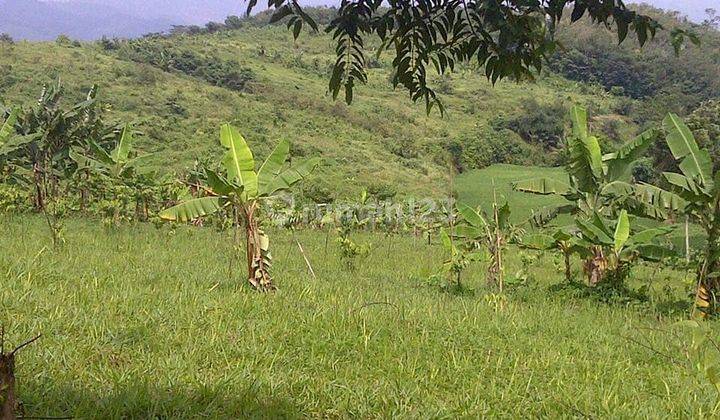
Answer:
161;124;319;290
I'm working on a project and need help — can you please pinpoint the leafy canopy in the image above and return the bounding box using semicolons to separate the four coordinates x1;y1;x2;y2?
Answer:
248;0;691;114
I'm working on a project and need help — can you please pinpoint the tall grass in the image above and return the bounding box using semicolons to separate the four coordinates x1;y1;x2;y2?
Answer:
1;215;718;417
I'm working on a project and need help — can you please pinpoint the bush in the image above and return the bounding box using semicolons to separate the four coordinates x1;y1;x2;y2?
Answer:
0;33;14;45
119;41;255;92
492;99;566;149
367;182;397;201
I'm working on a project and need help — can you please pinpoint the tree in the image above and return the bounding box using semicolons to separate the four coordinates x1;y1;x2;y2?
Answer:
247;0;692;114
160;124;319;291
0;82;109;245
69;125;156;223
639;114;720;317
513;106;674;224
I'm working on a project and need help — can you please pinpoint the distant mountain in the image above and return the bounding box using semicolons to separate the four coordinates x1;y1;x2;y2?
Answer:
0;0;175;40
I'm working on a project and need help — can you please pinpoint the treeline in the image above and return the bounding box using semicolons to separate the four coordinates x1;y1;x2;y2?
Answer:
105;39;256;93
551;6;720;121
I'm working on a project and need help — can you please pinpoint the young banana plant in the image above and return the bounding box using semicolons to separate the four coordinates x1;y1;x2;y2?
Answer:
439;228;479;288
513;105;669;223
455;200;514;291
521;228;579;283
70;125;155;223
69;124;153;179
160;124;319;291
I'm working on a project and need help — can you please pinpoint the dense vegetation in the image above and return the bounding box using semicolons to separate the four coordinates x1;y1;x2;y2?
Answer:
1;5;720;419
0;6;717;198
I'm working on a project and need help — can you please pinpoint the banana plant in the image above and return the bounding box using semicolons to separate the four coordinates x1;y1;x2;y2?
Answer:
69;124;153;179
513;105;669;223
573;210;674;286
521;228;579;283
633;114;720;317
70;125;155;223
454;199;517;291
160;124;320;291
439;228;480;288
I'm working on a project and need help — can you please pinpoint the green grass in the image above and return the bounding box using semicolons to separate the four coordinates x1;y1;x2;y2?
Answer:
1;215;718;418
456;164;569;222
0;25;632;199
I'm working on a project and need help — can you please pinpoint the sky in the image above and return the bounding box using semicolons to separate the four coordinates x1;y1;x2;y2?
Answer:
632;0;716;22
48;1;718;25
6;0;714;41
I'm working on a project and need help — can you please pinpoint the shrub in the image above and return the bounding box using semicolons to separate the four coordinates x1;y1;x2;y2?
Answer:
119;41;255;92
492;99;566;149
0;33;14;45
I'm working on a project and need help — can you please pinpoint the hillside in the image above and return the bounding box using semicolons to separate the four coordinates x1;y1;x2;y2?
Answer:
0;8;717;199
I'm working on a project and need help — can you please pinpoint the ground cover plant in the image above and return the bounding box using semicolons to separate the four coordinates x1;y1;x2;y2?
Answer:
1;216;719;418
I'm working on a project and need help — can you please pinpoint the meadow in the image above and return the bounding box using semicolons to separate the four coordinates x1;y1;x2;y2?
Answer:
1;211;718;418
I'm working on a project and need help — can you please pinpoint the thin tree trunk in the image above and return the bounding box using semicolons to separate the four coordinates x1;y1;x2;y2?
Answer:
244;204;274;291
564;249;572;283
0;352;16;420
0;332;41;420
686;216;691;263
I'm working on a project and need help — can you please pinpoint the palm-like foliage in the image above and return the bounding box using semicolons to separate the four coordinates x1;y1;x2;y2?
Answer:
513;105;672;223
160;124;319;291
70;125;153;179
0;83;109;245
634;114;720;317
455;199;517;291
70;125;158;222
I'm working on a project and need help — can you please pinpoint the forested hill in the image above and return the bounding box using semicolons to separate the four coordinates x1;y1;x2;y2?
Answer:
0;6;717;198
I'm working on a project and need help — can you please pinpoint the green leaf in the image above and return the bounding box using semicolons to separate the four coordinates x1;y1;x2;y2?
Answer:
613;210;630;253
260;156;319;197
69;147;108;173
664;172;701;196
521;233;556;250
456;202;487;229
220;124;258;198
0;133;40;156
497;202;511;229
570;105;588;140
455;225;484;240
663;113;713;192
632;227;672;244
576;217;613;245
111;124;134;164
258;139;290;190
206;169;235;196
0;108;18;145
160;197;223;222
124;153;155;174
633;182;687;218
88;140;114;165
634;244;677;262
605;130;655;181
440;228;454;253
513;178;571;195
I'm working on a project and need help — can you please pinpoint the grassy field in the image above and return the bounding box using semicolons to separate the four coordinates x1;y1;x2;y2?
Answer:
456;164;568;223
2;215;718;418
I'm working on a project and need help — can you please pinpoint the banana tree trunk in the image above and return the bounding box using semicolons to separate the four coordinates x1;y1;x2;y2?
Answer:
0;352;16;420
584;246;607;286
563;249;572;283
243;203;275;292
695;220;720;318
